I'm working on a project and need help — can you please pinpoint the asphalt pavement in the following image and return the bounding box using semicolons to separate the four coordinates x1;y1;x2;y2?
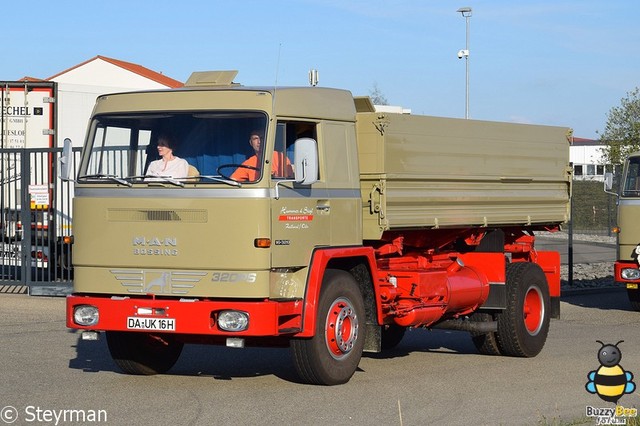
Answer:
0;289;638;426
535;236;615;265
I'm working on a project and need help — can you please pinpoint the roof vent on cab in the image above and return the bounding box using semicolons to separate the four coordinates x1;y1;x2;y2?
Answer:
184;70;239;87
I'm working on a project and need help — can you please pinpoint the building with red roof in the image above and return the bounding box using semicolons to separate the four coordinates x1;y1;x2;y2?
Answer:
43;56;183;147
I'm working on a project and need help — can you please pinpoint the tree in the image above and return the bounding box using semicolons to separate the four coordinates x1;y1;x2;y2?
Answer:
599;87;640;165
369;83;388;106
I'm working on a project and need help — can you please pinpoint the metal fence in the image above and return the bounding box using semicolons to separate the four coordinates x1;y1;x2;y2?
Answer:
0;147;80;295
570;177;619;235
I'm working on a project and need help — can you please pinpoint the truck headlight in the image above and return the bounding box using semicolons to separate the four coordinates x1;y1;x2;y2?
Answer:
621;268;640;280
217;310;249;332
74;305;99;326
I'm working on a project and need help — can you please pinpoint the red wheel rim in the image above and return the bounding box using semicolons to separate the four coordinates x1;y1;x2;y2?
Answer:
325;297;359;359
523;285;544;335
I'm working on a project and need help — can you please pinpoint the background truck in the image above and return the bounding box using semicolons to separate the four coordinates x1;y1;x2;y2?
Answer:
0;81;73;282
606;154;640;311
64;70;572;385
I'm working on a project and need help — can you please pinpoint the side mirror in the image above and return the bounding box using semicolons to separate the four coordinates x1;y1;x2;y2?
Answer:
604;172;614;193
293;138;318;185
604;172;613;191
59;138;73;181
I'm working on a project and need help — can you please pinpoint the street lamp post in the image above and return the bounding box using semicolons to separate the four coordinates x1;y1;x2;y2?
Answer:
457;6;472;119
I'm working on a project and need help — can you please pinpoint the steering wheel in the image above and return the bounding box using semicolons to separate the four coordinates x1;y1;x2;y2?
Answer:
217;164;260;181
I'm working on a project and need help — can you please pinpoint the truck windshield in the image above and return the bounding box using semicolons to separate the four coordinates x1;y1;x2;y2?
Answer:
622;156;640;197
79;111;268;183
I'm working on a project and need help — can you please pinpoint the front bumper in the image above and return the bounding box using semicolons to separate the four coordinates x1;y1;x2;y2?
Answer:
66;294;303;336
614;261;640;289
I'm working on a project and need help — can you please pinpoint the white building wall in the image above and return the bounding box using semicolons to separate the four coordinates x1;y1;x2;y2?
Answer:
570;143;606;181
570;145;604;165
55;83;155;148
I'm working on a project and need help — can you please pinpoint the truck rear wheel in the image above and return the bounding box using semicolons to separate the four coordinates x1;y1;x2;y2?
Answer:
291;269;365;385
628;289;640;312
106;331;183;375
496;262;550;357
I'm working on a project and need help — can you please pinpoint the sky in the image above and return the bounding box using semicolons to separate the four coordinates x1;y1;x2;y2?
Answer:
2;0;639;139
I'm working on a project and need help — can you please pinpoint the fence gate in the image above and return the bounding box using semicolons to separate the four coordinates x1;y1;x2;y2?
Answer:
1;147;77;295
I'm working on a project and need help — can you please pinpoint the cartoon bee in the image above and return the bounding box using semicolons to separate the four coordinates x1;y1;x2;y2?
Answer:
586;340;636;403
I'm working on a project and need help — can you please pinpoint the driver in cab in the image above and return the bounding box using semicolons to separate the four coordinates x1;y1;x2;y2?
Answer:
231;130;292;181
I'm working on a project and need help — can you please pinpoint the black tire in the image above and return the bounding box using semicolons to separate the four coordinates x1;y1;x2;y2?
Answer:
381;324;406;350
496;262;550;357
106;331;183;375
291;269;365;385
470;312;502;355
628;289;640;312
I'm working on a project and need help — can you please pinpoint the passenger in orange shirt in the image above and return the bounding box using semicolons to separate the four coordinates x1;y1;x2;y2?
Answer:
231;131;293;181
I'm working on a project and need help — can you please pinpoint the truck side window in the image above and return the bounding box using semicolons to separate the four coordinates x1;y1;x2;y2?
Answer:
274;121;317;179
623;159;640;196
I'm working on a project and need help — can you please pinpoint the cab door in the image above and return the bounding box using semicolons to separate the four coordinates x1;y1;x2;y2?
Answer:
270;121;330;269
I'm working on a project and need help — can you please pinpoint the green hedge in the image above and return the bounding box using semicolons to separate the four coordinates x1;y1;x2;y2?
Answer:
570;180;617;235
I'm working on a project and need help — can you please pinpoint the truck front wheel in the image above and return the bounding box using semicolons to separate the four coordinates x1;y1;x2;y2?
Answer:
496;262;550;357
291;269;365;385
106;331;183;375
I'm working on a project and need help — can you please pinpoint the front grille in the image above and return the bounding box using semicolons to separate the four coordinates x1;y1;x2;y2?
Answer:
107;208;208;223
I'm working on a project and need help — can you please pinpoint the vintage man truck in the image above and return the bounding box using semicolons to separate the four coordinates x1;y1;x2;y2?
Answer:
63;70;572;385
606;153;640;311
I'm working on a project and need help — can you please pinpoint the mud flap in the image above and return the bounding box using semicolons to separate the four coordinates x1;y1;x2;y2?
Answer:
550;296;560;319
363;323;381;353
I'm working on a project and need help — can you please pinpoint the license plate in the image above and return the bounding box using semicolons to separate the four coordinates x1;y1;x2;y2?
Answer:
627;283;639;290
127;317;176;331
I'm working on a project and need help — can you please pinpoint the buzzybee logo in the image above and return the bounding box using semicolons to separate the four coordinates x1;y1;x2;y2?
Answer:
585;340;638;425
586;340;635;403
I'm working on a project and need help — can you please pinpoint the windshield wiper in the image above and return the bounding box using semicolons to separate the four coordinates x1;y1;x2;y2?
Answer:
85;174;242;188
138;175;185;187
78;174;133;187
127;175;188;187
